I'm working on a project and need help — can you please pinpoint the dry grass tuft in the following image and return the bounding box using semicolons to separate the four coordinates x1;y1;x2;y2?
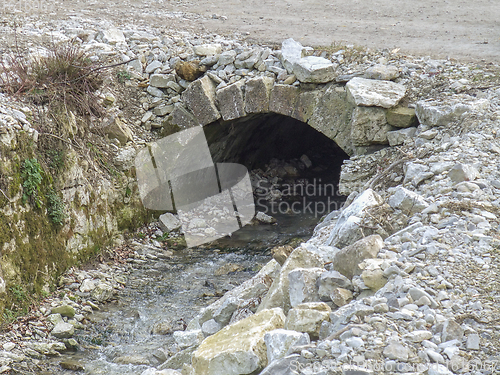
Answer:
0;42;104;117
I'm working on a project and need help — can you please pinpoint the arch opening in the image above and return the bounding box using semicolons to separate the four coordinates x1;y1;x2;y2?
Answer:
202;113;350;249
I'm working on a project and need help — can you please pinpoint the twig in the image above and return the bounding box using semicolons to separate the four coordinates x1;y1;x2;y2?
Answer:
39;132;72;145
0;188;15;203
58;58;138;85
366;157;412;190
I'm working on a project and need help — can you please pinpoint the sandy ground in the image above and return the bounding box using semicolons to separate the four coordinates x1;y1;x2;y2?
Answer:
2;0;500;61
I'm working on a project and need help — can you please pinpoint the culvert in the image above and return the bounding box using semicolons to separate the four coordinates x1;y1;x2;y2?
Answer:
200;112;350;249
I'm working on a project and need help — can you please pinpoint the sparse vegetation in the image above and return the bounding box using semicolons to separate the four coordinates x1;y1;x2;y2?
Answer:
46;189;65;225
45;149;65;172
116;69;131;83
9;285;27;302
21;158;43;208
0;42;104;118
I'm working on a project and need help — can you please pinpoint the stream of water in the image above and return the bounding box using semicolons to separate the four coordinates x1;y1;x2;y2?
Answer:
40;206;330;374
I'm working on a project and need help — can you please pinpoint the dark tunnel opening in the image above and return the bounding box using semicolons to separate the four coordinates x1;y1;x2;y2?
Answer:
202;113;350;250
204;113;348;171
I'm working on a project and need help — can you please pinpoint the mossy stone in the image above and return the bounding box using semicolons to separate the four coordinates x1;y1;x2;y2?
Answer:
51;305;75;318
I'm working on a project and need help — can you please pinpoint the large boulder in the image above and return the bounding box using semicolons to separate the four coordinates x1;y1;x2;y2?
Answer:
327;189;383;248
192;260;280;329
285;302;331;339
346;77;406;108
192;308;286;375
317;270;353;301
264;329;310;363
288;267;324;307
332;234;384;279
257;246;323;314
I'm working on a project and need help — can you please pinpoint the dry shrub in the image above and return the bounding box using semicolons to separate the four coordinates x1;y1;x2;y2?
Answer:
0;42;104;117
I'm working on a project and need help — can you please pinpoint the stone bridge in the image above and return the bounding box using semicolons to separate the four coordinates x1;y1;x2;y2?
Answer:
169;74;415;156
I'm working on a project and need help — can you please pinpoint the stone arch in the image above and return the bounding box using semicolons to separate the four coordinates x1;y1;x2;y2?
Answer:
169;74;410;156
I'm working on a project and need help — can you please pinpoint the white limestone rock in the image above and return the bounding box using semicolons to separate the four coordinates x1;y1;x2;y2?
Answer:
292;56;336;83
150;74;176;88
350;106;392;146
98;27;126;44
387;127;417;146
257;246;323;314
264;329;310;363
346;77;406;108
192;308;286;375
364;64;399;80
388;186;429;214
159;213;181;232
415;98;489;127
173;330;204;349
193;44;222;56
51;322;75;339
331;234;384;279
447;163;479;183
91;281;115;302
288;267;324;307
281;38;307;73
326;189;383;248
285;302;331;339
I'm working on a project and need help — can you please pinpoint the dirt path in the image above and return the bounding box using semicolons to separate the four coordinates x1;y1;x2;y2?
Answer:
3;0;499;62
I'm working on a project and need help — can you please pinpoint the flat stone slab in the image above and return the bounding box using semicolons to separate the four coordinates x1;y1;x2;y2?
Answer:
293;56;336;83
346;77;406;108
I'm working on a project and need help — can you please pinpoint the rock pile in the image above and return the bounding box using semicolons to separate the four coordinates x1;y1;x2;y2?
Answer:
154;83;500;375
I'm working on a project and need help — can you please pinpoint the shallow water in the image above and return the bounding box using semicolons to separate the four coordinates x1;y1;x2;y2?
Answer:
41;195;343;374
